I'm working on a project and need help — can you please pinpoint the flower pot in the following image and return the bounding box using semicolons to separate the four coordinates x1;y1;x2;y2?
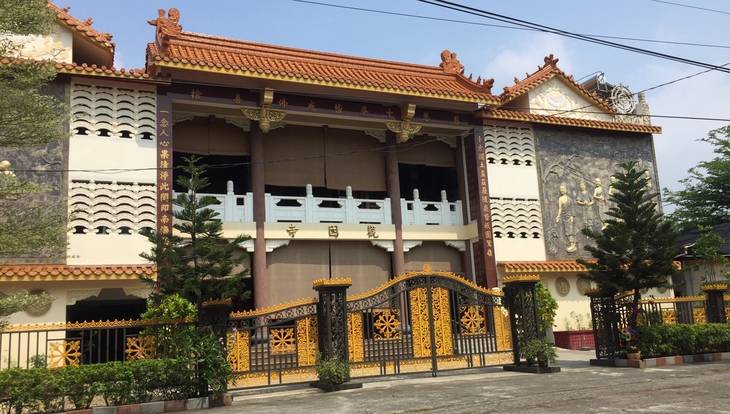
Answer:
627;351;641;360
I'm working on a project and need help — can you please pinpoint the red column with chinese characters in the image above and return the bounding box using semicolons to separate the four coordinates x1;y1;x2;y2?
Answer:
156;92;173;238
473;132;498;288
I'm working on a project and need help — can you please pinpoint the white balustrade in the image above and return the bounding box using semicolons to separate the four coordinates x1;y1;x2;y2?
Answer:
174;181;462;226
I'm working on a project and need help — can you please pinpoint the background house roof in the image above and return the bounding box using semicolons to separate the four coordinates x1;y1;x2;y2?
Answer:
676;223;730;257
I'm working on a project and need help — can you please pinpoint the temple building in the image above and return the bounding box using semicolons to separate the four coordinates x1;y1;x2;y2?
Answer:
0;4;669;336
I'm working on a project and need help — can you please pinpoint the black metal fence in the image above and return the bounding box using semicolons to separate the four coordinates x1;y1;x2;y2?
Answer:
589;292;730;360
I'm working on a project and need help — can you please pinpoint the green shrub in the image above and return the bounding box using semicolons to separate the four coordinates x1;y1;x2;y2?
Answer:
316;355;350;386
521;339;557;367
0;358;196;412
637;324;730;358
536;282;558;336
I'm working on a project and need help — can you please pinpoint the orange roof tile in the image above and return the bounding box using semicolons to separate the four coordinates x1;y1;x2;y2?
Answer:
145;8;498;104
481;108;661;134
499;260;591;273
0;264;155;281
49;2;114;53
0;57;155;82
501;54;614;114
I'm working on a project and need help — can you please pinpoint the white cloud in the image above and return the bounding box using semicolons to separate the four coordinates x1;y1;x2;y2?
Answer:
642;64;730;193
482;33;572;89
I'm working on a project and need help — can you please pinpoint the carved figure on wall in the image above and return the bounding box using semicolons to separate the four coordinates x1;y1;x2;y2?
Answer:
575;181;595;230
644;170;653;191
555;183;577;253
593;178;607;229
608;175;617;197
0;160;15;177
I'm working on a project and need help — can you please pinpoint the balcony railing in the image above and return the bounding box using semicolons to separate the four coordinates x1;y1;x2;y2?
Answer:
173;181;463;226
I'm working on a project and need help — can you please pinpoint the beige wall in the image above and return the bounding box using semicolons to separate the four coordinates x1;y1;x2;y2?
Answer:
405;241;462;273
528;77;613;122
1;280;150;325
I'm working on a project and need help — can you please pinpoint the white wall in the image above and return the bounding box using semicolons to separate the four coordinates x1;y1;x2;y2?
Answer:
528;77;613;122
484;124;546;261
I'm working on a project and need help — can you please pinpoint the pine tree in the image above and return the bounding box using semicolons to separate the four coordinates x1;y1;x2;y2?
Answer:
141;156;250;309
0;0;67;259
664;125;730;230
578;161;679;331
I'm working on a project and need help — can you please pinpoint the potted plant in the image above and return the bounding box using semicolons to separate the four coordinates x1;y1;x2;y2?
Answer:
522;339;557;368
626;345;641;360
313;355;361;392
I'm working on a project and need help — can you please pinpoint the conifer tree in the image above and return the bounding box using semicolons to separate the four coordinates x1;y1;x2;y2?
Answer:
141;156;250;309
0;0;67;258
578;161;679;331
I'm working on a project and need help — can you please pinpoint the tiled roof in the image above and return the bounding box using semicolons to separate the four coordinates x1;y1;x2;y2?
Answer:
49;2;114;53
0;57;154;81
0;264;155;281
481;108;662;134
145;9;498;104
499;260;590;273
501;54;614;113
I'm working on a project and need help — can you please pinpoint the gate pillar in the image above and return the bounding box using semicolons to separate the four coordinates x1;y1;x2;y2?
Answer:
503;275;540;366
702;282;728;324
313;278;352;363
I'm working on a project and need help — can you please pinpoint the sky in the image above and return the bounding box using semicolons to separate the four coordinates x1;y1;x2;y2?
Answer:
57;0;730;198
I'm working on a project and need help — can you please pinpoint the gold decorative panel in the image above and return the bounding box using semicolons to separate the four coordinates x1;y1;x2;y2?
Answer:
227;330;250;372
493;306;512;351
270;327;296;354
348;313;364;362
125;336;155;360
459;306;487;336
409;287;453;358
373;309;401;340
296;317;318;366
693;308;707;324
48;340;81;368
661;310;677;325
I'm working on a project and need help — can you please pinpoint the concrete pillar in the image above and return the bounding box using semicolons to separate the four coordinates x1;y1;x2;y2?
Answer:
250;121;268;308
385;131;405;277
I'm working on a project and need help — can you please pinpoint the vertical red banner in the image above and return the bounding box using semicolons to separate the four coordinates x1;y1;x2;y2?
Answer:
474;132;498;288
157;92;173;235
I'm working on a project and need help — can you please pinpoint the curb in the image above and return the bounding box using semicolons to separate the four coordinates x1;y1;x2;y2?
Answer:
590;351;730;368
66;395;231;414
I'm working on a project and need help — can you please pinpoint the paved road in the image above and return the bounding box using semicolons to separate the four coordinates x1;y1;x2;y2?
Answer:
204;350;730;413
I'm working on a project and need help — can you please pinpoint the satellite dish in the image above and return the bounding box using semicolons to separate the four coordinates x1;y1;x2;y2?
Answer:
609;85;636;114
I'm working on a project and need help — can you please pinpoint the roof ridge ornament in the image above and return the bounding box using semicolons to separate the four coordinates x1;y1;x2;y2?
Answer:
148;8;183;53
439;49;464;74
542;54;559;68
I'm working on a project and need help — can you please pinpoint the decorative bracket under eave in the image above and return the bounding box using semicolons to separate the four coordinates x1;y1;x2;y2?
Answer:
240;88;286;133
385;103;422;143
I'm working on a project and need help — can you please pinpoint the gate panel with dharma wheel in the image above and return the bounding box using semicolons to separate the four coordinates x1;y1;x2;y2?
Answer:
345;268;513;378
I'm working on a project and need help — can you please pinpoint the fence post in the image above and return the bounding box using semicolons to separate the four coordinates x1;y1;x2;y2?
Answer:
502;274;540;366
702;282;728;324
198;299;233;397
313;278;352;365
586;290;620;360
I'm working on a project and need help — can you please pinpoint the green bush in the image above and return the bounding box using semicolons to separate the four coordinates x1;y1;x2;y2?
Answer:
637;324;730;358
536;282;557;336
316;355;350;386
0;358;195;412
521;339;557;367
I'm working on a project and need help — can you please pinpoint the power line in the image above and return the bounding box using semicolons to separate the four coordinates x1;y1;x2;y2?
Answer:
649;0;730;16
416;0;730;73
291;0;730;50
551;61;730;117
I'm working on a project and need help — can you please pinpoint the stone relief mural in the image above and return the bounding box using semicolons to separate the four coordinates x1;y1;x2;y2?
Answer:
534;126;657;259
